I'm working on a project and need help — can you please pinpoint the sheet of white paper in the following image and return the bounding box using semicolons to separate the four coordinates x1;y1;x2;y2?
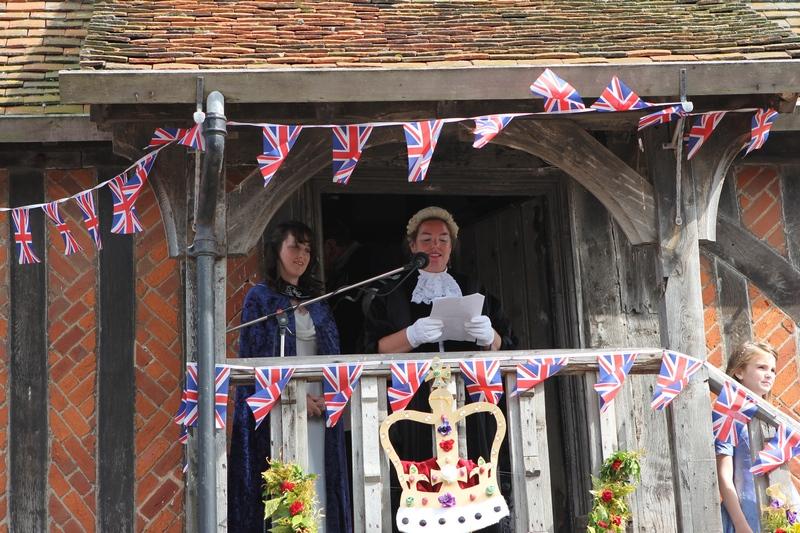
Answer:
429;293;485;342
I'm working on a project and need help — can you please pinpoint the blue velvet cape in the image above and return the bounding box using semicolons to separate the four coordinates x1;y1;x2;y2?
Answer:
228;283;352;533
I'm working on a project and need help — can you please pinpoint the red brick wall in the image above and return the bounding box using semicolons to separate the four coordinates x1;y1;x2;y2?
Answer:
0;171;8;533
46;169;98;532
133;184;183;532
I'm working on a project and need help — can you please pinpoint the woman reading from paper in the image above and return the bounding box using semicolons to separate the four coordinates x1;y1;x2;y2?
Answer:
363;206;514;531
229;221;352;533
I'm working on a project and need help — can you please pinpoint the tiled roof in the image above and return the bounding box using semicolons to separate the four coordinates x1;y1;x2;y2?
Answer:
0;1;92;115
79;1;800;70
750;2;800;36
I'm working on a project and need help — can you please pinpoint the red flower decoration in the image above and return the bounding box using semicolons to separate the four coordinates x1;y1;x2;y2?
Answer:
280;481;295;493
611;515;622;526
439;439;454;452
611;459;622;471
597;520;608;529
601;489;614;503
776;529;786;533
289;500;304;516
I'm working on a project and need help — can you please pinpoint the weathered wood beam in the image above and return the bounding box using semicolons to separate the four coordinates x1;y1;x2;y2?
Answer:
0;115;111;143
494;120;657;244
701;215;800;324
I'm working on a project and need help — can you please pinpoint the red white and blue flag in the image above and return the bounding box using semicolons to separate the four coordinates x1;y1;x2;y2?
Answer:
257;125;303;186
460;359;504;404
513;356;569;396
179;124;206;152
388;361;431;412
686;112;727;160
591;76;650;112
247;367;295;429
174;388;188;426
712;381;758;446
332;125;373;185
44;201;82;256
594;353;637;413
75;190;102;250
146;127;186;150
403;120;444;183
750;423;800;476
178;425;188;446
529;68;586;112
109;153;156;234
743;108;779;155
473;115;514;149
214;365;231;429
323;363;363;428
183;362;199;427
11;207;40;264
650;351;704;410
637;105;685;131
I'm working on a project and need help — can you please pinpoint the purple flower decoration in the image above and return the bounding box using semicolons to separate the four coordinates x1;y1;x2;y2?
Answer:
438;493;456;508
787;509;797;524
771;499;782;509
437;418;452;436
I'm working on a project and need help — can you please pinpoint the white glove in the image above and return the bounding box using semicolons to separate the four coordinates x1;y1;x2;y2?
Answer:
465;315;495;347
406;317;444;348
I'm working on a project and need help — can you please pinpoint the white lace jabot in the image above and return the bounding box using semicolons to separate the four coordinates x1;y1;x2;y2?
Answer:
411;269;462;305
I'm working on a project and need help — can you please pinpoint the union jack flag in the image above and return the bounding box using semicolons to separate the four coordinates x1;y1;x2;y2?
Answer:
44;201;82;256
750;423;800;476
75;190;102;250
460;359;504;404
403;120;444;183
178;425;188;446
214;365;231;429
529;68;586;112
246;367;295;429
743;108;779;156
594;353;637;413
590;76;650;112
686;112;727;160
322;363;363;428
473;115;514;149
637;105;685;131
650;351;704;410
146;127;186;149
11;207;41;264
179;124;206;152
388;361;431;412
513;356;569;396
174;388;187;426
109;153;156;234
712;381;758;446
332;125;373;185
183;362;199;427
257;125;303;186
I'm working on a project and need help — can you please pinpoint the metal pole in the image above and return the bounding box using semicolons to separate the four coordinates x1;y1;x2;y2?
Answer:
191;90;226;533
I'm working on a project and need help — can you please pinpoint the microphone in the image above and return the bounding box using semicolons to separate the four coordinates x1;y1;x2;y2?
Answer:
408;252;429;270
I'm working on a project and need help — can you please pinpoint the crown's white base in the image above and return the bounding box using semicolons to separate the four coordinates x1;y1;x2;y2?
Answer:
396;495;509;532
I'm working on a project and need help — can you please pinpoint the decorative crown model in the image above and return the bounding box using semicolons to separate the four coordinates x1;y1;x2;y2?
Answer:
379;358;509;532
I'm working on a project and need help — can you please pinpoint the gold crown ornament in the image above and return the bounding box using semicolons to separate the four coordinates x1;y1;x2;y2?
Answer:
379;358;509;532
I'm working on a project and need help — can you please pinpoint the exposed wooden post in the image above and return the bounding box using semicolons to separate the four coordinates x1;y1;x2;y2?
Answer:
280;380;308;468
377;378;393;533
351;376;384;532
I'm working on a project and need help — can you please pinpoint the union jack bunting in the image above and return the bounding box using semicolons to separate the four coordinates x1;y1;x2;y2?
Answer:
146;127;186;149
460;359;504;404
322;364;363;428
637;105;685;131
750;423;800;476
43;201;82;256
183;362;199;427
178;425;188;445
650;351;704;410
246;367;295;429
686;112;727;160
529;68;586;112
590;76;650;112
109;153;156;234
403;120;444;183
179;124;206;151
743;108;779;155
513;356;569;396
174;388;187;426
256;125;303;186
75;190;102;250
712;381;758;446
11;207;40;264
214;365;231;429
472;115;514;149
332;125;373;185
388;361;432;412
594;353;637;413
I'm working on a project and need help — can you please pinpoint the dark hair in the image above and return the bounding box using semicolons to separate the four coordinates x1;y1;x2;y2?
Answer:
265;221;323;297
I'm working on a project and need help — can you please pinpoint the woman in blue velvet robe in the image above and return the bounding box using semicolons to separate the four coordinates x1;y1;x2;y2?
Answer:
228;221;352;533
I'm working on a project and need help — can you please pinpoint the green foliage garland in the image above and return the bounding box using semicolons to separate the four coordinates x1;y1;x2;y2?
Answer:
262;459;320;533
587;450;642;533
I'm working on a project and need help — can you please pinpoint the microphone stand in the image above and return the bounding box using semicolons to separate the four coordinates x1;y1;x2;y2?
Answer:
226;254;428;335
